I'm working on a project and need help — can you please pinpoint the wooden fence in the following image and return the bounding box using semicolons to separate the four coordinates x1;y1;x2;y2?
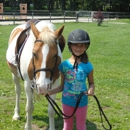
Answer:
0;11;130;25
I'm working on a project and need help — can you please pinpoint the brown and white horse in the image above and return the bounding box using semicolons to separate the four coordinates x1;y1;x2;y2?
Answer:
6;20;65;130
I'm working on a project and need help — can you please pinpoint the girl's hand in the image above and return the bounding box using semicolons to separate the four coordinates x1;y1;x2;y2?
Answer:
84;86;95;96
41;90;49;96
87;87;95;96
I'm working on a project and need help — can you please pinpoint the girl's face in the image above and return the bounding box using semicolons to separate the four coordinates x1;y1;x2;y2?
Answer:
70;43;87;56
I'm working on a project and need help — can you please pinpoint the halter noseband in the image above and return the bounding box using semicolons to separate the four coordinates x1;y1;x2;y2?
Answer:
32;39;58;88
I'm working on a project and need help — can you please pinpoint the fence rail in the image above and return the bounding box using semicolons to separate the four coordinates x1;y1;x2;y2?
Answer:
0;11;130;25
0;12;77;24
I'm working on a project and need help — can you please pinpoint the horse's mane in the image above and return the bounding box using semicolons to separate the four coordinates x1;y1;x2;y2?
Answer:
40;27;56;46
37;21;56;46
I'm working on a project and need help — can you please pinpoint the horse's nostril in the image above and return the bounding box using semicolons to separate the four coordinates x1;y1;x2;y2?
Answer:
37;84;50;94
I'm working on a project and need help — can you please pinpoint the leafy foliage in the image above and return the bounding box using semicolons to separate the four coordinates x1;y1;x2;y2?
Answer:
2;0;130;12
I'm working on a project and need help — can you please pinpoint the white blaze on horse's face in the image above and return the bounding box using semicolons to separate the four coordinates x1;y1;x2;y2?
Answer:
29;22;64;94
36;44;50;90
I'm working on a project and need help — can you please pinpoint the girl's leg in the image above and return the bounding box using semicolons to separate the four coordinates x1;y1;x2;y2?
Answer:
62;104;74;130
75;106;88;130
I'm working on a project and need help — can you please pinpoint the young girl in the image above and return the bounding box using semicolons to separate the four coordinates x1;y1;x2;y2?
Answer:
44;29;95;130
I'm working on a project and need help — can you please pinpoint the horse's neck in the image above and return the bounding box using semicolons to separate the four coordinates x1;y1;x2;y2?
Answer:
20;34;35;66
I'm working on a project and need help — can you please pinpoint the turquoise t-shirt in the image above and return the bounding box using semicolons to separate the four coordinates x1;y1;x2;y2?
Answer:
58;59;93;107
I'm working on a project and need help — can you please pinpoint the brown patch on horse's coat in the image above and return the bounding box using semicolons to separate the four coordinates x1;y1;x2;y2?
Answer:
7;62;18;76
30;22;40;39
28;42;44;80
54;25;64;39
8;28;23;45
46;43;61;83
28;59;34;80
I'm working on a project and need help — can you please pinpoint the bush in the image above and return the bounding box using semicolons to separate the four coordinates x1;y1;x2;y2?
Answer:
93;11;104;26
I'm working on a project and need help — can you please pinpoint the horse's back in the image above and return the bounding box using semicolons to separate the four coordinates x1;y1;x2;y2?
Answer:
8;24;26;45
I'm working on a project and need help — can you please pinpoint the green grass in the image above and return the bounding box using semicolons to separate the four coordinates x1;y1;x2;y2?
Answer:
0;19;130;130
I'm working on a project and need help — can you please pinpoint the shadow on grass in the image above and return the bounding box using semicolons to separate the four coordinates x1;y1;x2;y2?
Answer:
33;115;48;122
98;25;109;27
87;120;98;130
32;116;98;130
55;118;98;130
55;117;98;130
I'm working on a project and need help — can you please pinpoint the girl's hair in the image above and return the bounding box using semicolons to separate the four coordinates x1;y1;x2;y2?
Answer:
81;51;89;63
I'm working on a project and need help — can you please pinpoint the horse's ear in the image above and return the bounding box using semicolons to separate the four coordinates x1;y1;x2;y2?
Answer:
58;35;66;53
30;22;40;39
54;25;64;39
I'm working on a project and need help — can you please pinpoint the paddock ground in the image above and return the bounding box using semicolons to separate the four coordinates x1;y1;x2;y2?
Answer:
0;16;109;25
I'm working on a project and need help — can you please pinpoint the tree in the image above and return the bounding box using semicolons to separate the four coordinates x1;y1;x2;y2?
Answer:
2;0;130;12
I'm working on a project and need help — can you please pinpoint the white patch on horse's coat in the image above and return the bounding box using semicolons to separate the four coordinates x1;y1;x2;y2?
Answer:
57;43;62;60
36;44;51;89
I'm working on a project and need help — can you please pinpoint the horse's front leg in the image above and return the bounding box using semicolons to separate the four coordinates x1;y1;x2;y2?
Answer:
48;94;56;130
24;81;34;130
12;73;21;120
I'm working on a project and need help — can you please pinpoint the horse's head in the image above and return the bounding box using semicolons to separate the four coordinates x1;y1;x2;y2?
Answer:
28;22;65;94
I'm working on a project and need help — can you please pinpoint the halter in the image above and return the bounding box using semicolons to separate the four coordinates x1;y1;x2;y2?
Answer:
32;39;58;89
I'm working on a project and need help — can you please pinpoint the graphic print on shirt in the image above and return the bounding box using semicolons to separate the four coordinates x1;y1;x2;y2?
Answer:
62;66;86;100
63;65;76;83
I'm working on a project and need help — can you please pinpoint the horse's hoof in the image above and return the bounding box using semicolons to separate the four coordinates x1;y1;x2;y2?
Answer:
25;124;32;130
12;116;20;120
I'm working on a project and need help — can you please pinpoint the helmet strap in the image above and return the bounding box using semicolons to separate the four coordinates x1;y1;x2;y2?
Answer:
72;51;85;71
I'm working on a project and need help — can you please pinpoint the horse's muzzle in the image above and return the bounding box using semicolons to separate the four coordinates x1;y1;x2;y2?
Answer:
37;84;50;94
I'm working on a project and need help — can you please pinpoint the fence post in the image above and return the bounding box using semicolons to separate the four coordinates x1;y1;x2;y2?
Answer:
116;12;117;19
32;13;33;19
88;12;89;22
64;12;65;23
76;11;79;22
13;13;15;25
50;13;51;22
91;11;94;21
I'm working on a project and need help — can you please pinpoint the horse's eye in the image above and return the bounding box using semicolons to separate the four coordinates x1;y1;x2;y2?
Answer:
54;54;58;58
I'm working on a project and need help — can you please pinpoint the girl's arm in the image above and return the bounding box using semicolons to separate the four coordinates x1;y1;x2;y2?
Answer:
87;70;95;96
46;72;64;95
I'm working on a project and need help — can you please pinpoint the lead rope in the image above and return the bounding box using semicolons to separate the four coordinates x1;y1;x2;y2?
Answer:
45;92;84;119
46;93;112;130
45;93;84;119
93;95;112;130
